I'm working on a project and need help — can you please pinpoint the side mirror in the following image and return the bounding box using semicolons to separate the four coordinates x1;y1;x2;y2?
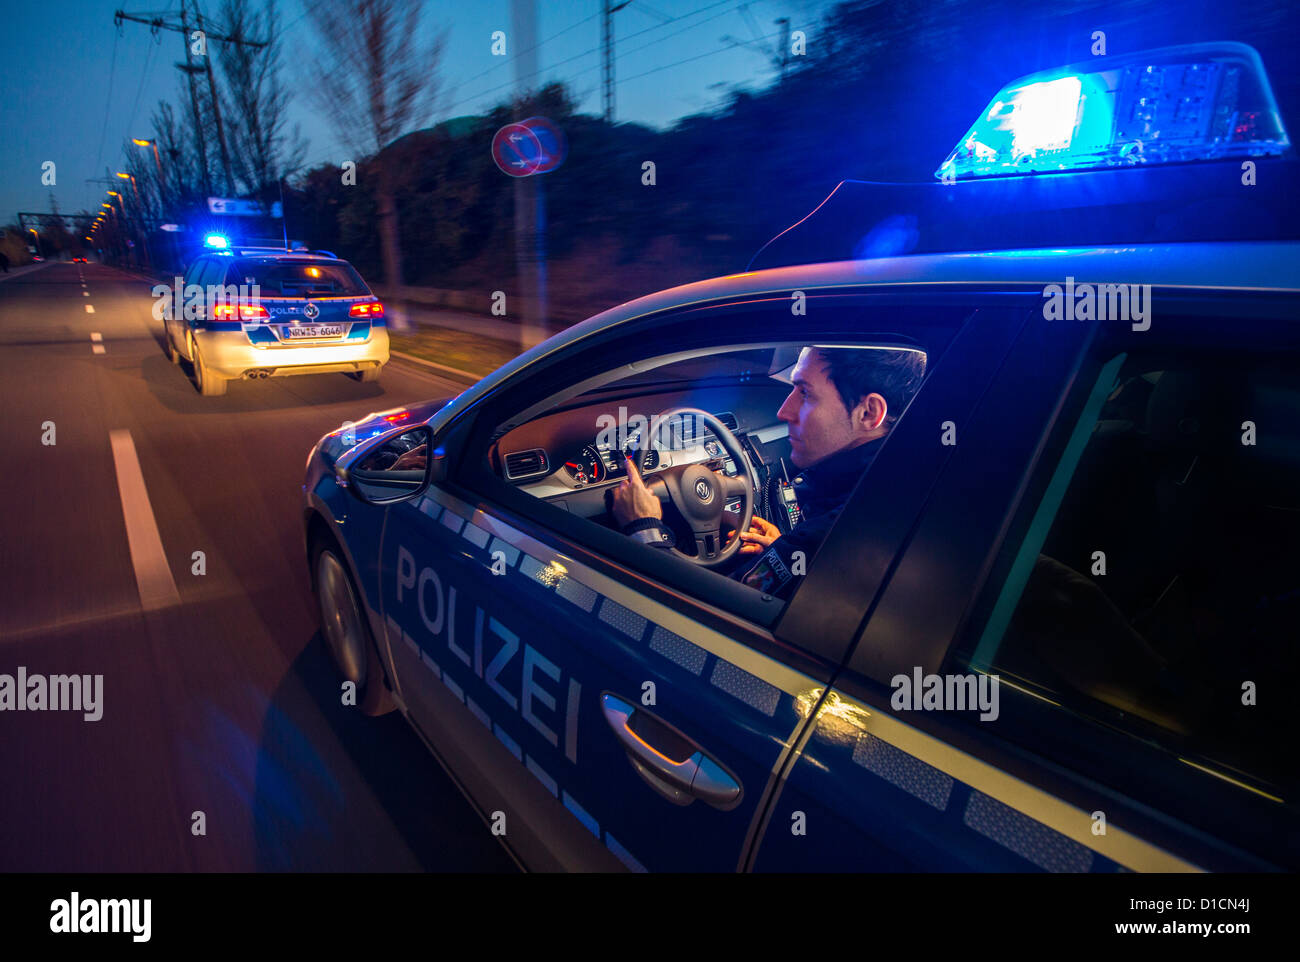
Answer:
335;425;445;504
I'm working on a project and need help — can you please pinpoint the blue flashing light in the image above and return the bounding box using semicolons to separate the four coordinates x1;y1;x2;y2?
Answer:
204;233;230;249
937;42;1290;181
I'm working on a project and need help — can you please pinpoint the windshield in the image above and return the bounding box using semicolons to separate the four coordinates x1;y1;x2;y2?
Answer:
234;259;370;297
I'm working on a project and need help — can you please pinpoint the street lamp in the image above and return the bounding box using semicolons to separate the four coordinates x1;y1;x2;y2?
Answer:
132;138;165;182
133;138;168;216
28;227;41;259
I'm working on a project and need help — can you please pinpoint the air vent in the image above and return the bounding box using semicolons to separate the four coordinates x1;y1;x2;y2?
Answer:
504;448;548;480
641;449;659;470
714;412;738;432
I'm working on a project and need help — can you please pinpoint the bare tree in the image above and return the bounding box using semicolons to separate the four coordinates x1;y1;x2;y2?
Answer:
149;94;203;212
217;0;308;202
305;0;447;319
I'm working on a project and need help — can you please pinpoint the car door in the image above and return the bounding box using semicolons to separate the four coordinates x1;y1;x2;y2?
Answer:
753;291;1300;872
378;294;1026;871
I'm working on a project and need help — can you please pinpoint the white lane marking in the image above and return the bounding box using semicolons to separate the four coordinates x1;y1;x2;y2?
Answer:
92;344;106;355
90;332;102;342
85;304;95;313
108;430;182;611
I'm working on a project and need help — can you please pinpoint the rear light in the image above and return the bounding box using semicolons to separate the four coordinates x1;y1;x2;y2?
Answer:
213;304;269;320
349;301;384;318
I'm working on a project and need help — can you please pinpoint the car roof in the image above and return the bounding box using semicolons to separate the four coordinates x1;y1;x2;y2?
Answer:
431;239;1299;432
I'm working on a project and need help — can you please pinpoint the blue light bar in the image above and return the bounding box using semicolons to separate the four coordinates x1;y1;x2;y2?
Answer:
937;42;1290;181
204;233;230;249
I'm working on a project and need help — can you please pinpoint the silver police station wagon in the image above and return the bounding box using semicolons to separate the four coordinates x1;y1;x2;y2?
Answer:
165;244;388;396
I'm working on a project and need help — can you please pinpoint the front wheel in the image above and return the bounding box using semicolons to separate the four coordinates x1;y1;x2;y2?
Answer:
313;539;395;716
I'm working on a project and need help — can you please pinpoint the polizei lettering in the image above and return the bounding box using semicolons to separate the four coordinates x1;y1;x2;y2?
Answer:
394;545;581;763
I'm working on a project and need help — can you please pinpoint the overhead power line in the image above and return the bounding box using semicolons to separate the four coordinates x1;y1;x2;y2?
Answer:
114;3;268;195
439;0;739;118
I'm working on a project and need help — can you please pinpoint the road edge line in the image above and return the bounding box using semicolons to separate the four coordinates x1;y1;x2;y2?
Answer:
390;350;481;383
108;429;182;611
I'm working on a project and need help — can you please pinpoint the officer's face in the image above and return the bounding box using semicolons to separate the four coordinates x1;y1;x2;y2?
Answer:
777;349;862;469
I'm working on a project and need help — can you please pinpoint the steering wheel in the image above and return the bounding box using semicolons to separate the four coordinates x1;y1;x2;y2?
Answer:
636;407;756;567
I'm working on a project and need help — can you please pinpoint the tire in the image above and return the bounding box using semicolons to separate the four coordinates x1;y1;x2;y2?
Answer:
349;365;382;383
192;341;228;396
312;537;395;716
166;328;181;365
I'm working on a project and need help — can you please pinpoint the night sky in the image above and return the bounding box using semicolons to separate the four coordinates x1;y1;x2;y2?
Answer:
1;0;832;224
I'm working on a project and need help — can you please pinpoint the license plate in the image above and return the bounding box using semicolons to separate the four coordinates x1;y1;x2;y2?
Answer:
282;324;343;339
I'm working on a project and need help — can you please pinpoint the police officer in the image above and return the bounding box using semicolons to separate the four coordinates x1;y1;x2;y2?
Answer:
611;345;925;599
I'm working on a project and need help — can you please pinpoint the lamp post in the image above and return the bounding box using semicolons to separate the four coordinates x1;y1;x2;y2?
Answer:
132;138;166;189
107;191;143;268
134;142;174;270
27;227;41;260
100;203;122;262
116;173;153;270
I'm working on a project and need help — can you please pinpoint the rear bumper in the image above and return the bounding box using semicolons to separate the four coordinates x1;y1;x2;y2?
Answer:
196;328;389;378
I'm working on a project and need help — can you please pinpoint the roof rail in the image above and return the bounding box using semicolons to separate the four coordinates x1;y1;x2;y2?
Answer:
232;245;291;256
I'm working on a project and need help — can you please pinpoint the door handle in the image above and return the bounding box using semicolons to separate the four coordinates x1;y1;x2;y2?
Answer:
601;693;741;809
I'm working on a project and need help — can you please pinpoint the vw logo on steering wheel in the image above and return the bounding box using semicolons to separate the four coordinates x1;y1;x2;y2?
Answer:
694;479;712;502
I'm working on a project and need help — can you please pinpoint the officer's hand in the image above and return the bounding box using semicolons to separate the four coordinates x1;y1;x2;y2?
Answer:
735;516;781;555
610;456;662;527
390;444;427;471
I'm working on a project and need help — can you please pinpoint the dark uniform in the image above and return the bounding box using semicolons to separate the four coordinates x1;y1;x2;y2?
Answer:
624;437;883;600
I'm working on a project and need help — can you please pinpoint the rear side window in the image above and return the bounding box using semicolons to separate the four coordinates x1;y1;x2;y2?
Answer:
235;259;369;296
183;258;206;286
199;259;229;289
958;349;1300;793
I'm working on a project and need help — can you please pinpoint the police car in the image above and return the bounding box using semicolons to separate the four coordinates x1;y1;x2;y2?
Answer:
165;237;388;396
302;43;1298;871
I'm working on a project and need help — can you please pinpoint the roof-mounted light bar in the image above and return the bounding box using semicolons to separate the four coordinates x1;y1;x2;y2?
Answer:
937;42;1290;181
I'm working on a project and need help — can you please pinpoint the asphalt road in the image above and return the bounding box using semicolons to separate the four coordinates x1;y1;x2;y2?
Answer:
0;261;516;872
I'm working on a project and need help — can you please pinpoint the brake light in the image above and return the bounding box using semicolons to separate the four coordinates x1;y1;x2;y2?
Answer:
213;304;270;320
349;301;384;318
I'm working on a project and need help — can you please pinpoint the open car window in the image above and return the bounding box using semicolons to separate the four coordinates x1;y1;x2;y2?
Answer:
485;340;928;608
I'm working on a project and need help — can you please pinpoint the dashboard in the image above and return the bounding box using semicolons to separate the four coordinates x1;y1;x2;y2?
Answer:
489;384;795;524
